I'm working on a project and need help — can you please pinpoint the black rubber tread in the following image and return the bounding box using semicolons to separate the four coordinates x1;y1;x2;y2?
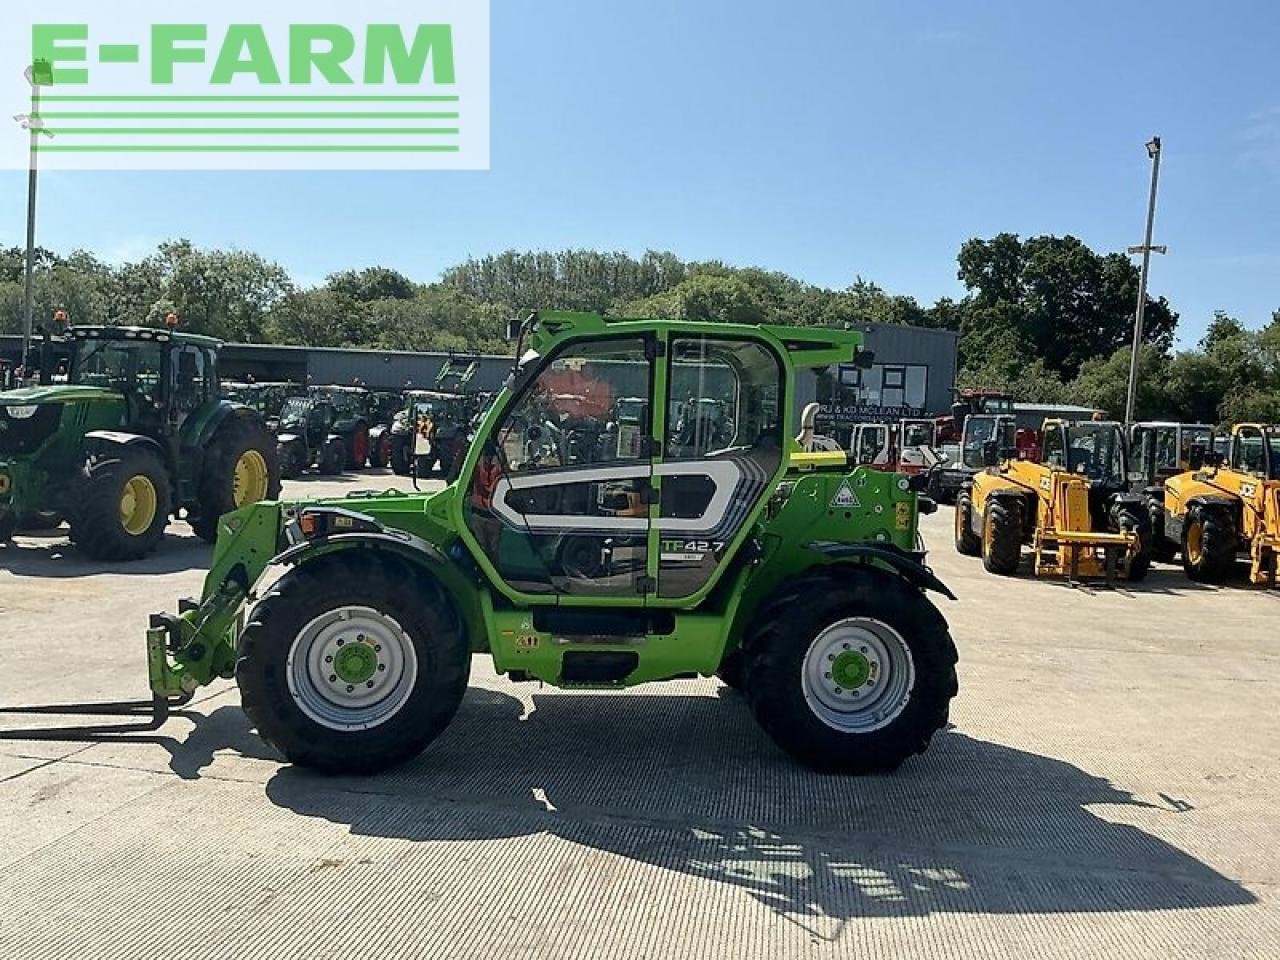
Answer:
318;438;345;476
716;648;746;691
0;512;15;543
236;551;471;774
189;414;283;543
389;434;411;476
981;498;1023;576
69;446;172;561
277;438;306;480
1113;504;1153;582
1147;496;1178;563
742;565;957;774
954;491;981;556
1182;506;1238;583
367;429;389;469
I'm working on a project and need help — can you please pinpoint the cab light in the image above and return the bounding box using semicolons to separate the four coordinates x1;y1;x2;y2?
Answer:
5;405;38;419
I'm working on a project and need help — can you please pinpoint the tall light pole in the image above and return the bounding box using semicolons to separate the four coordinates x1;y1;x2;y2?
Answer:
16;61;53;375
1123;136;1167;427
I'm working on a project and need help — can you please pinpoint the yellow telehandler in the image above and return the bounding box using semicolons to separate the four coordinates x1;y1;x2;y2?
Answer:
1160;424;1280;585
956;419;1151;582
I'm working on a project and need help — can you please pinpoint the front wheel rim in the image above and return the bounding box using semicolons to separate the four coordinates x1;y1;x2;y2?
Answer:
286;606;418;731
1186;521;1203;565
801;617;915;733
233;449;270;506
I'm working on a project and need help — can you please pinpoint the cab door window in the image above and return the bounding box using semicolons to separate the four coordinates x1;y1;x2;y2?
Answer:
465;337;653;597
658;336;783;599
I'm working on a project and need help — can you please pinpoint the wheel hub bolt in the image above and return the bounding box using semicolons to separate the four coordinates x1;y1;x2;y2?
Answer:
336;638;345;647
325;655;333;663
374;645;381;653
834;687;843;695
378;664;386;672
366;681;375;688
357;634;365;642
328;674;337;683
346;685;354;693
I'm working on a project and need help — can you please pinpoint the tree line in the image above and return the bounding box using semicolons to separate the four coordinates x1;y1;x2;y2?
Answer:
2;236;1276;424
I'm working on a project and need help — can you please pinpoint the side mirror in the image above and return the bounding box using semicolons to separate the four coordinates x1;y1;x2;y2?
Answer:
854;349;876;370
505;316;525;342
982;439;1000;467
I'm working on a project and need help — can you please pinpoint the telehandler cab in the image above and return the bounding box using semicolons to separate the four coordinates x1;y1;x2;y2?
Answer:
1160;424;1280;585
956;418;1152;582
1;312;957;774
1130;421;1214;562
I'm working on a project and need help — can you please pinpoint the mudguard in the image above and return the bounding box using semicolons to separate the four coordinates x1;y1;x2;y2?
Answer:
1187;494;1238;510
806;540;957;600
83;430;164;458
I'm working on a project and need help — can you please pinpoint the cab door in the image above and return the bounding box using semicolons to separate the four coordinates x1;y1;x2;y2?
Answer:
462;335;656;599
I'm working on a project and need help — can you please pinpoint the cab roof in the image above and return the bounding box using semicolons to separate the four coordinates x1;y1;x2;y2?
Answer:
525;311;865;369
67;325;222;349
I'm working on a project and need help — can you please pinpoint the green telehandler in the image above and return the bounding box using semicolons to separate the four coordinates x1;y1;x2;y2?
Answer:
0;323;281;559
1;313;958;774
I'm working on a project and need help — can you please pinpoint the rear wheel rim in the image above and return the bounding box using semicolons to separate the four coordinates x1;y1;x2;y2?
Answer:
286;606;419;732
955;501;966;541
801;617;915;733
119;475;158;535
233;449;270;507
1186;521;1204;565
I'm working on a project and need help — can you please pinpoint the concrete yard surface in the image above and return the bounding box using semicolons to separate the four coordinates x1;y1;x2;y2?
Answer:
1;472;1278;959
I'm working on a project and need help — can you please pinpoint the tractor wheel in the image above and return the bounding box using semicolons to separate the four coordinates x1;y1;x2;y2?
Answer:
716;649;746;692
346;422;371;470
1182;507;1237;583
743;566;957;774
70;446;172;561
277;439;305;480
16;510;64;531
1114;505;1153;582
368;432;390;470
954;491;981;556
318;438;345;476
1148;497;1178;563
389;435;411;476
981;499;1023;576
236;552;470;774
190;416;282;544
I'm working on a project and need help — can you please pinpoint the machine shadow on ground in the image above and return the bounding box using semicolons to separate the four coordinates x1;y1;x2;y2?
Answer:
0;531;211;578
260;686;1256;923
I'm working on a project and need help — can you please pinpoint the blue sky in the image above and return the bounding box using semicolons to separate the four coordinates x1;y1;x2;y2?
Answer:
2;0;1277;346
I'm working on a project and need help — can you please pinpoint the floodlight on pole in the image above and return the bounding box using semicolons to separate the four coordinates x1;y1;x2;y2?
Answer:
1123;136;1166;428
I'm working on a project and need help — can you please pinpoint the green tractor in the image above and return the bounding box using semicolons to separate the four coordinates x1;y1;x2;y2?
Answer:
7;313;958;774
0;325;281;559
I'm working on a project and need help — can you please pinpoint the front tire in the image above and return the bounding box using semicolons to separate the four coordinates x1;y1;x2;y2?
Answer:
1113;504;1153;582
236;552;470;774
190;415;282;543
954;491;980;556
70;446;172;561
743;567;957;773
1182;507;1237;583
389;434;411;476
1147;496;1178;563
981;499;1023;576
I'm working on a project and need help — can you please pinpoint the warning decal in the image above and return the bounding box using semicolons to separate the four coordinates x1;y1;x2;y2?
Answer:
830;480;861;509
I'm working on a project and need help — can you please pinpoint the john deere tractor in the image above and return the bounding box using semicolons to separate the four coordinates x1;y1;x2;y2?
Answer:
1160;424;1280;585
956;418;1151;582
0;325;280;559
26;312;957;774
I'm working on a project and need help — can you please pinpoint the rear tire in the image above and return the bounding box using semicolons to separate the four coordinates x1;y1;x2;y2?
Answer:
954;491;980;556
70;446;172;561
236;552;470;774
1182;507;1237;583
367;430;390;469
318;438;345;476
981;499;1023;576
190;415;282;544
389;435;411;476
346;421;370;470
743;567;957;774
